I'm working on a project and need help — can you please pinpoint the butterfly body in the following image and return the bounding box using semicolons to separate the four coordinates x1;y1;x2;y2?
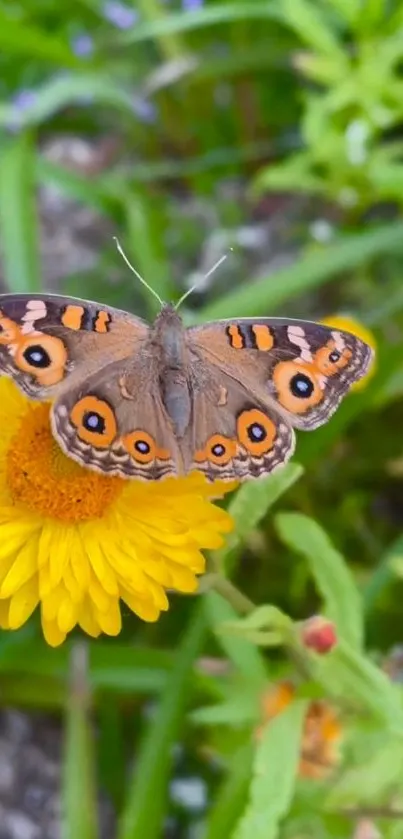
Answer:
0;293;374;482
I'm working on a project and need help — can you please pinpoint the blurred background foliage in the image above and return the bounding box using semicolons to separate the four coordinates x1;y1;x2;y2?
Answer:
1;0;403;837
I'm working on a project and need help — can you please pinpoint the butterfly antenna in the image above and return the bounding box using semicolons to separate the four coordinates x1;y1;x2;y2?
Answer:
113;237;164;307
175;251;232;310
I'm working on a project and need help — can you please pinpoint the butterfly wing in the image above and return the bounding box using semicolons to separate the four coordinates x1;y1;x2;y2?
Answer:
0;293;149;399
180;317;373;481
0;293;180;480
188;317;373;430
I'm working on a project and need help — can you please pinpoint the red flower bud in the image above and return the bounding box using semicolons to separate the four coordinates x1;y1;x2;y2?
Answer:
300;616;337;654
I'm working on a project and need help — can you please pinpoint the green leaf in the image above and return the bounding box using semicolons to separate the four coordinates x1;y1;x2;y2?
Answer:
220;605;293;648
205;743;254;839
233;700;308;839
118;604;206;839
62;644;97;839
325;740;403;809
0;133;42;292
363;534;403;616
0;74;136;129
204;593;268;684
121;3;283;44
314;640;403;729
282;0;346;59
0;9;81;67
198;222;403;319
214;464;303;574
275;513;363;650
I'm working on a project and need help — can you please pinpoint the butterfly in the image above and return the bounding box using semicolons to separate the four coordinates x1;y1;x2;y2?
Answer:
0;293;374;482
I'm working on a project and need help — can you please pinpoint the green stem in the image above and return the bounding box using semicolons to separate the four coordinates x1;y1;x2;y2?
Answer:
211;576;256;615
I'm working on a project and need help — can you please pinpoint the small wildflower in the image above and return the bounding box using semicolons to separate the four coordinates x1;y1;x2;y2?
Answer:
300;615;338;655
321;315;376;390
259;681;343;779
103;1;138;29
71;34;94;58
0;378;234;647
182;0;204;9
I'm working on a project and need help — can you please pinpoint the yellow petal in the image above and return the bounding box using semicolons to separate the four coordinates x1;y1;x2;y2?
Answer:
57;597;78;634
120;588;160;622
41;614;67;647
0;537;38;598
78;601;101;638
84;540;119;596
95;598;121;635
8;579;38;629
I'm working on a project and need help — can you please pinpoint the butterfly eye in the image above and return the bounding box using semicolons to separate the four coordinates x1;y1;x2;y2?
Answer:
273;361;323;414
70;396;117;448
237;409;276;456
15;335;67;385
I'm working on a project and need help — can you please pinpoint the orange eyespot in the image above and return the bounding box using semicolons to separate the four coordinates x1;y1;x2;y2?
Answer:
273;361;323;414
194;434;236;466
0;315;22;346
15;334;67;385
314;340;352;376
70;396;117;448
122;430;170;464
236;409;276;456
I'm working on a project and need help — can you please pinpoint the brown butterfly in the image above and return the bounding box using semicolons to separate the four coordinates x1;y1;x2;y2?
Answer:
0;293;373;482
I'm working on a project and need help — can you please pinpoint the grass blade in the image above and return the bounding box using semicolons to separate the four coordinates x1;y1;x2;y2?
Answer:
0;133;42;292
118;603;206;839
198;222;403;319
62;643;97;839
121;3;283;44
204;743;254;839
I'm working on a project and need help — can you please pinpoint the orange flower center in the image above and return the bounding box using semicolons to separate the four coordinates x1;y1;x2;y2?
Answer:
7;403;123;522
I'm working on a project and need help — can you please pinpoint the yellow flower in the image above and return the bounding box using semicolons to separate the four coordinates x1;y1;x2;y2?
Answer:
321;315;376;390
259;681;343;779
0;378;234;647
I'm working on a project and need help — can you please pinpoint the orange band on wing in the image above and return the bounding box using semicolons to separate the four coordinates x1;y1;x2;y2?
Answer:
61;305;85;331
227;324;244;349
251;324;274;351
93;310;111;333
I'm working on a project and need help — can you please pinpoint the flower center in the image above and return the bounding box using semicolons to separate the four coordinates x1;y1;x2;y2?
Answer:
7;403;123;522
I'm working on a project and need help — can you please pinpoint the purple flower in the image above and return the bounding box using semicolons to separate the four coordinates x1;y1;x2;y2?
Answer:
182;0;204;9
103;1;138;29
71;34;94;57
12;89;37;112
6;89;37;132
132;97;158;124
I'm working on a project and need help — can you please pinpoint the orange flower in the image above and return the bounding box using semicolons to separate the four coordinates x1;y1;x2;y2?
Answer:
259;681;342;779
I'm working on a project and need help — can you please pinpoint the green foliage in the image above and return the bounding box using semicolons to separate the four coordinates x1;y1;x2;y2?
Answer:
0;0;403;837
